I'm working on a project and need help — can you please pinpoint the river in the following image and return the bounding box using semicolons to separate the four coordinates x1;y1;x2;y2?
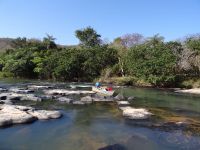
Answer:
0;79;200;150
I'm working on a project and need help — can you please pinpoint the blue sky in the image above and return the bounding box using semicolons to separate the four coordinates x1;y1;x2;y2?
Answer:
0;0;199;45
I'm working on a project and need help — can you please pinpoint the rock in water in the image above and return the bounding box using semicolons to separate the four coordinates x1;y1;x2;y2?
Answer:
120;107;152;119
9;87;34;93
114;94;125;101
117;101;130;106
56;97;73;104
0;105;36;126
28;85;53;90
44;89;95;96
0;88;8;92
127;96;135;101
28;110;62;120
80;96;93;104
72;101;86;105
0;104;62;127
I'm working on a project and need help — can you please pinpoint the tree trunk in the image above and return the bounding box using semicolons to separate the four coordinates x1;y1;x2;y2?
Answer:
118;57;125;77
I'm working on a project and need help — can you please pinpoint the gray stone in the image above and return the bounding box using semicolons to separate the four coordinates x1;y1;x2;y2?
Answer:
44;89;95;96
20;94;42;102
117;101;130;106
0;104;62;127
80;96;93;104
9;87;34;93
0;88;8;92
114;94;125;101
120;106;152;119
72;101;85;105
56;97;73;104
28;110;62;120
128;96;135;101
28;85;53;90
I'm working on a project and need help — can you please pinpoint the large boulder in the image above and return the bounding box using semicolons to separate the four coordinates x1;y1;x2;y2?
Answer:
0;104;62;127
120;107;152;119
0;105;36;126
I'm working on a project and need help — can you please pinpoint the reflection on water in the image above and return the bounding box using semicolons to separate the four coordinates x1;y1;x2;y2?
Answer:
0;79;200;150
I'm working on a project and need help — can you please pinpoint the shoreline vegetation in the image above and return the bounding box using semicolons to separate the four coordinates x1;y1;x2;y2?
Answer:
0;27;200;89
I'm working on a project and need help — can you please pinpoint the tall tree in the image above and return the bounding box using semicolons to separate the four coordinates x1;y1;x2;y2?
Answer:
121;33;144;48
43;34;57;49
75;27;101;47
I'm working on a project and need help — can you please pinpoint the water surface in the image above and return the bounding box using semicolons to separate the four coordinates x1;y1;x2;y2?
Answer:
0;79;200;150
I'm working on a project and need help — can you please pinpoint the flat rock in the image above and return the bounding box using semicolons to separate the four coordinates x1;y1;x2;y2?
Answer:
0;88;8;92
120;106;152;119
28;110;62;120
0;105;36;126
20;94;42;102
128;96;135;101
0;93;42;102
80;96;93;104
44;89;95;96
28;85;53;90
117;101;130;106
56;97;73;104
0;104;62;127
114;94;125;101
9;87;34;93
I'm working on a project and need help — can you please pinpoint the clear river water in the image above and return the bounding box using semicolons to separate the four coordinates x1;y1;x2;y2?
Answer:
0;79;200;150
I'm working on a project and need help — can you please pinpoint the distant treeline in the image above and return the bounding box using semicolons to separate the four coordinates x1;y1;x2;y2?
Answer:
0;27;200;87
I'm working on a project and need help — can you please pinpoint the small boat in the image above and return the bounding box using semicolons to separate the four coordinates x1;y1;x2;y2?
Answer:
92;86;115;96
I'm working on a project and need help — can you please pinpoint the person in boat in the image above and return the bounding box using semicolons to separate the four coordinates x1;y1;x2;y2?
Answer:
106;87;113;91
95;82;101;88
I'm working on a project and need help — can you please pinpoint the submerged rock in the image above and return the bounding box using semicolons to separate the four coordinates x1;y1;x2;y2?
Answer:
120;107;152;119
0;104;62;127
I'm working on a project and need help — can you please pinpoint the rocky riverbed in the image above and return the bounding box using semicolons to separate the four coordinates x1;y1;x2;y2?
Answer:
0;83;153;128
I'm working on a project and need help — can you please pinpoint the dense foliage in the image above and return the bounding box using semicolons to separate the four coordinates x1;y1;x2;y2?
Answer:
0;27;200;87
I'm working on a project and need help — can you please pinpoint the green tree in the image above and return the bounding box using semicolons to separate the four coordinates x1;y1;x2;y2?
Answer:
125;42;177;86
75;27;101;47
